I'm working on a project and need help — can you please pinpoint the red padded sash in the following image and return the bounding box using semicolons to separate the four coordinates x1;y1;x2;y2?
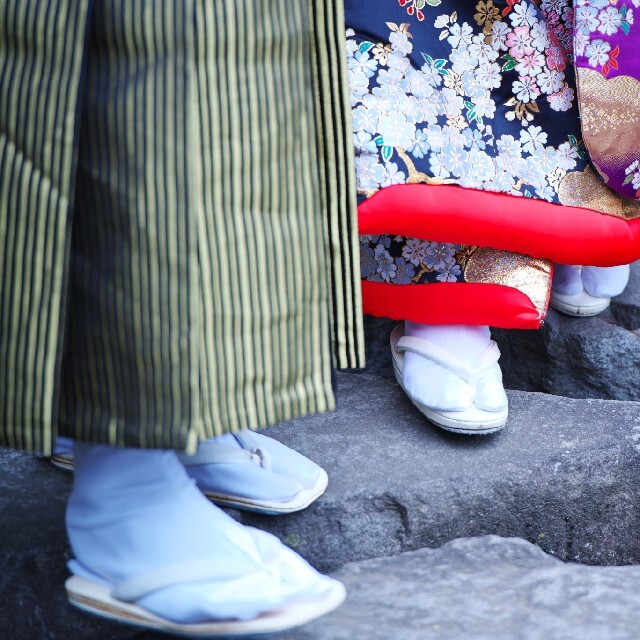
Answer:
359;184;640;267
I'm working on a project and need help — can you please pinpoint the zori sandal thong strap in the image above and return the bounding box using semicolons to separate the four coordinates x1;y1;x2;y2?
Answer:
177;439;271;469
66;561;346;638
394;335;502;388
390;325;508;435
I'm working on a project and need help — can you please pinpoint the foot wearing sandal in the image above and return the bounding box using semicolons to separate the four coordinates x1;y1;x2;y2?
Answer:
51;432;328;515
65;442;345;636
178;431;328;514
50;436;74;472
392;322;508;435
550;264;630;317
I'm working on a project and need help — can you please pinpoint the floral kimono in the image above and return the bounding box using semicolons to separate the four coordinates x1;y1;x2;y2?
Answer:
346;0;640;328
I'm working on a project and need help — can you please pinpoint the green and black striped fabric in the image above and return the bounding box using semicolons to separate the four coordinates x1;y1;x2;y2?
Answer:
0;0;363;454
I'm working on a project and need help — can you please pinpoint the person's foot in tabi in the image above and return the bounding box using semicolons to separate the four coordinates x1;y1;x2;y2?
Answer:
49;430;328;515
391;321;508;435
550;264;630;317
65;442;345;637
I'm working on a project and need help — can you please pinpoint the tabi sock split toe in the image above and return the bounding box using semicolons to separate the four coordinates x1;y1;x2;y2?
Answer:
402;322;507;413
553;264;630;299
551;264;630;317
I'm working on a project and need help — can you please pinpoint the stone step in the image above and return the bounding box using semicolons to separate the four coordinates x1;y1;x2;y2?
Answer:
2;372;640;638
362;262;640;401
282;536;640;640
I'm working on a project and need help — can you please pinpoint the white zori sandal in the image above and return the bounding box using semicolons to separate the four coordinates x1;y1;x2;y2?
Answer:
549;289;612;317
391;325;508;434
50;437;74;472
66;560;345;638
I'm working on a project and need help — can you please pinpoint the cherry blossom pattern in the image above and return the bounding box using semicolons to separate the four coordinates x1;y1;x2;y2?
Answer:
347;3;585;205
360;235;466;284
398;0;442;23
624;160;640;197
575;0;637;75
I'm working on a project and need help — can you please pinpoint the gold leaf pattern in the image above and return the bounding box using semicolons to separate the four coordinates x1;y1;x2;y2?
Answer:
558;165;640;220
465;247;552;318
577;68;640;173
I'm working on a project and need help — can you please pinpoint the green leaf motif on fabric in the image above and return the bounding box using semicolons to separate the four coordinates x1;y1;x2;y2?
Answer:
359;41;375;53
421;53;449;74
382;145;394;162
464;101;478;122
568;135;587;161
501;54;517;72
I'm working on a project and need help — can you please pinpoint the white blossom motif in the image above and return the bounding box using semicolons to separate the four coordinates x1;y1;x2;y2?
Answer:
585;38;611;66
575;0;636;75
624;160;640;191
347;5;585;206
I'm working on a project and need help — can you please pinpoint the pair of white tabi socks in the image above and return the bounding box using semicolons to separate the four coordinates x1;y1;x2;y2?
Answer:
66;441;342;627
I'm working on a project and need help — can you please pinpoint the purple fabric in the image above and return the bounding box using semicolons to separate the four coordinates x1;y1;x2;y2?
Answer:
574;0;640;199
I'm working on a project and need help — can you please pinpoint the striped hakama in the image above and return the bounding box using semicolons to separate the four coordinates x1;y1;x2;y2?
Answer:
0;0;364;454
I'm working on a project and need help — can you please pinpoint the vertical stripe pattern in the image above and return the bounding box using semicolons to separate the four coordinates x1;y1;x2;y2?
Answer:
310;0;365;370
1;0;363;454
59;1;200;450
0;1;90;453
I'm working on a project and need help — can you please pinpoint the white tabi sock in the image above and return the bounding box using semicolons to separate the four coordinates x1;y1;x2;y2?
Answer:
581;264;630;298
402;322;506;412
552;265;583;295
66;442;336;623
181;431;323;502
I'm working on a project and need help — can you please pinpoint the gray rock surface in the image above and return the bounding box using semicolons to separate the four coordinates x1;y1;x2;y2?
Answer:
610;260;640;332
2;373;640;638
361;314;397;379
493;308;640;400
283;536;640;640
361;262;640;400
239;373;640;571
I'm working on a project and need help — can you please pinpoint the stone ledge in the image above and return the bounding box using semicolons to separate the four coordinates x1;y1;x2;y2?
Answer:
283;536;640;640
240;373;640;571
2;372;640;638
